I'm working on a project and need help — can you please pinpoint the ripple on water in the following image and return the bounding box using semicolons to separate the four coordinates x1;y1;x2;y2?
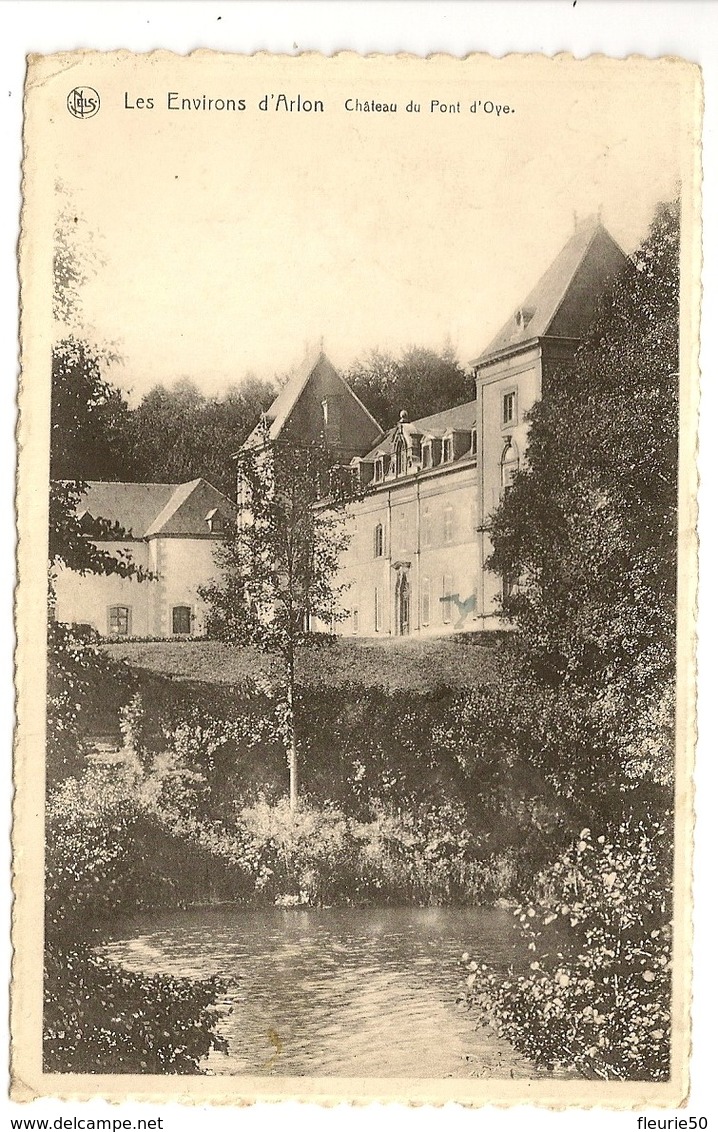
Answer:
102;905;561;1079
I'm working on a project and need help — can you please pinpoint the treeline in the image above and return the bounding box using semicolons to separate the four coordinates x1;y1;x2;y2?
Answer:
51;341;471;499
50;346;277;499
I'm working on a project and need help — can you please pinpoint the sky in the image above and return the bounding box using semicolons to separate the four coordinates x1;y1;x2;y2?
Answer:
37;52;696;404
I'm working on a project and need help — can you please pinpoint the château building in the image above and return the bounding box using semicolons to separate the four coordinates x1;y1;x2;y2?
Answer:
244;218;627;637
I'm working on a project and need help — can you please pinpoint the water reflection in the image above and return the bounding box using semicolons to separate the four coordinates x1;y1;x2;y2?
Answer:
103;905;549;1078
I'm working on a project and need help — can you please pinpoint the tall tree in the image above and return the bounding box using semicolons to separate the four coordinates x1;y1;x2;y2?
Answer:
199;433;354;808
126;376;276;499
344;343;472;428
51;186;132;482
488;200;680;790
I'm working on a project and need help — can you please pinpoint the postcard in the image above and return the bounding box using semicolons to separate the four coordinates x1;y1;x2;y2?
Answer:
13;49;701;1106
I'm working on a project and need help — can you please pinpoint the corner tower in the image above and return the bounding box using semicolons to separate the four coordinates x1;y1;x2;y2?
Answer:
470;218;628;623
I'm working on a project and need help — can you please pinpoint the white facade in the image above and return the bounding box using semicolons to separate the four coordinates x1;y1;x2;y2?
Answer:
53;479;236;639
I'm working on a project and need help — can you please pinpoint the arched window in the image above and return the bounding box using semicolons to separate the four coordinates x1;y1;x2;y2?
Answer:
501;440;520;490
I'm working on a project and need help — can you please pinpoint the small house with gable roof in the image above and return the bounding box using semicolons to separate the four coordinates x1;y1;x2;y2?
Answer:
53;478;236;638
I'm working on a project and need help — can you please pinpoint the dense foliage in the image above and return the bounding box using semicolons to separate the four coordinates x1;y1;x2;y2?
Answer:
44;945;228;1074
45;758;233;1073
462;822;672;1081
469;201;680;1080
124;377;275;499
488;201;680;789
343;344;473;429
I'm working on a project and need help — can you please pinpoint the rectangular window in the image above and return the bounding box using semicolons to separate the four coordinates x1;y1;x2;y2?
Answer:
397;511;407;550
375;458;384;483
443;504;454;543
374;523;384;558
421;577;431;626
108;605;131;637
422;503;432;547
422;442;433;469
442;436;453;463
502;389;518;427
442;575;454;624
374;587;384;632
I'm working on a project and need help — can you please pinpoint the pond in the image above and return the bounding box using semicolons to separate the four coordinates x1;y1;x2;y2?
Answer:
103;904;553;1078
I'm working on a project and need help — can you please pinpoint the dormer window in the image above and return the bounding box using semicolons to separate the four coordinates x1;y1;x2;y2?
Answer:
502;389;518;428
393;431;409;477
374;456;385;483
422;440;433;470
205;508;225;534
442;435;454;464
514;306;535;331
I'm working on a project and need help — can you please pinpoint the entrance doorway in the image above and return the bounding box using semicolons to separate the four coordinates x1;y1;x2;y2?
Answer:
172;605;192;635
396;573;410;636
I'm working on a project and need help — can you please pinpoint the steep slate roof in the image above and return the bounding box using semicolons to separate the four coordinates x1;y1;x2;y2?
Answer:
243;347;381;449
364;401;476;460
77;479;235;539
472;219;627;366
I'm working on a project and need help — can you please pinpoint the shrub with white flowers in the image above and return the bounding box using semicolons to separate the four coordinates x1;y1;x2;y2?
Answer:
462;819;671;1081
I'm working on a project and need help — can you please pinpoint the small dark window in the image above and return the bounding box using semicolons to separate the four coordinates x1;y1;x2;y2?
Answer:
442;436;454;463
422;442;433;469
375;457;384;483
172;606;191;635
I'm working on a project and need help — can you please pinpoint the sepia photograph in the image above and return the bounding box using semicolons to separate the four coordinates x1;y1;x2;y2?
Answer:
13;45;701;1107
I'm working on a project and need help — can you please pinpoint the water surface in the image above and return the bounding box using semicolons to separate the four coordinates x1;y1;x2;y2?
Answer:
103;904;550;1078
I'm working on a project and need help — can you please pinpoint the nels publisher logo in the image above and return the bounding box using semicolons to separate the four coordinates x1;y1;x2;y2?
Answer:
67;86;100;119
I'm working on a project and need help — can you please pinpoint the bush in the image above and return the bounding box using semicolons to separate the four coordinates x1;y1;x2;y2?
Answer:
45;762;262;943
44;944;228;1073
44;763;237;1075
236;795;515;906
46;621;134;783
461;820;672;1081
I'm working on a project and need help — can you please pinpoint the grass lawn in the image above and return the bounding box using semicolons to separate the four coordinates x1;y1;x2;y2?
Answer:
103;635;505;692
